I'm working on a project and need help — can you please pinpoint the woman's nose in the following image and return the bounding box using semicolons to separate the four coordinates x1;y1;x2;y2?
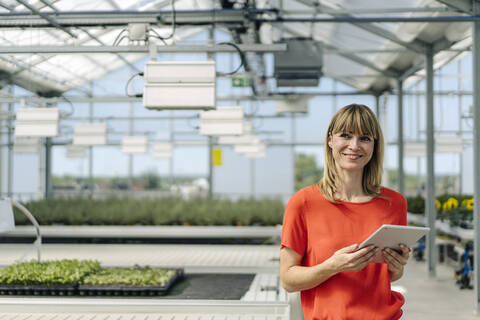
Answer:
348;138;360;149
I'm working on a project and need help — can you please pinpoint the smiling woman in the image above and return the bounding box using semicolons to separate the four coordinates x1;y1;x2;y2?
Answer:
280;104;409;320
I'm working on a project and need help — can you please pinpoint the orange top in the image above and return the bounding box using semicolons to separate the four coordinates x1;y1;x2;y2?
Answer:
281;185;406;320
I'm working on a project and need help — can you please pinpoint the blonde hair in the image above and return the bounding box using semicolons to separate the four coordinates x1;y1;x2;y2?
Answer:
319;104;384;203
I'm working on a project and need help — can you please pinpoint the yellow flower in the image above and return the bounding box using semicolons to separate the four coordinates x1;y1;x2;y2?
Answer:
466;199;474;211
436;200;441;210
442;197;459;211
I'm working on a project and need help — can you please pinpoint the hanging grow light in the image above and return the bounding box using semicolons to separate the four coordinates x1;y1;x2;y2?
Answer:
404;136;464;157
218;134;260;146
13;137;40;154
73;123;107;146
15;108;59;137
199;106;244;136
122;136;147;154
66;145;87;158
152;142;173;158
276;95;310;114
143;61;216;110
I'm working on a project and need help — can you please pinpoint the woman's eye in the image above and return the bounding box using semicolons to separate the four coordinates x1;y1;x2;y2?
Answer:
340;133;350;138
360;136;372;142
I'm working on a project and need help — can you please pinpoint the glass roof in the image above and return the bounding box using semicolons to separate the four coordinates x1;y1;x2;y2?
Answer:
0;0;472;96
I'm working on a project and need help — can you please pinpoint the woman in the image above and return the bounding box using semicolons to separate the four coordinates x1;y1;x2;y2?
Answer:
280;104;409;320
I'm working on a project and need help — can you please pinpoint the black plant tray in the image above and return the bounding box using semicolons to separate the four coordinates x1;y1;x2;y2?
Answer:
78;268;184;296
0;269;183;297
0;284;76;296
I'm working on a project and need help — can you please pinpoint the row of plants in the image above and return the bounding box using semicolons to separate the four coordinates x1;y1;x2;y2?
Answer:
406;194;474;228
0;259;178;287
13;197;285;226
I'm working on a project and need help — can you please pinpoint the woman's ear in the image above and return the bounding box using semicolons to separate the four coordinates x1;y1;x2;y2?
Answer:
327;135;332;148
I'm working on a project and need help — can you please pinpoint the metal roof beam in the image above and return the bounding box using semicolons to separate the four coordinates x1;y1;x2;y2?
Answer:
294;0;427;54
0;44;287;54
14;0;77;38
399;38;466;81
436;0;472;14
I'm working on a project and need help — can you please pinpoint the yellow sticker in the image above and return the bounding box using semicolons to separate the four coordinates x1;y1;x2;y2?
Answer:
213;148;222;166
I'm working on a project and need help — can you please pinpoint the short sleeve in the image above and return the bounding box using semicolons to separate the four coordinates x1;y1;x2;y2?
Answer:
281;190;307;257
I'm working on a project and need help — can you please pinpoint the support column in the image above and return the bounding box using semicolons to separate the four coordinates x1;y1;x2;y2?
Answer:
128;100;133;186
88;83;94;198
397;79;404;195
425;44;437;277
292;112;296;195
208;136;213;198
0;100;3;197
472;0;480;311
7;86;13;198
44;137;52;198
207;27;214;198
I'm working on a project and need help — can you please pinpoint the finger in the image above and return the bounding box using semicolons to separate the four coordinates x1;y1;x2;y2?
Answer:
384;248;406;266
383;250;402;270
352;245;376;258
399;244;411;259
339;243;359;253
357;247;379;265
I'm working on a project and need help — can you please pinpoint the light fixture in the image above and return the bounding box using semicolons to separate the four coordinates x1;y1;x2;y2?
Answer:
152;142;173;158
15;107;59;137
404;137;464;157
14;137;40;154
122;136;147;154
73;123;107;146
143;61;216;110
200;106;244;136
234;143;265;154
276;95;310;113
244;151;266;159
66;145;87;158
218;134;260;145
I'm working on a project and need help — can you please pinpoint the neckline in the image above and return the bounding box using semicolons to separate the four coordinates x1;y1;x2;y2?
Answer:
314;184;382;205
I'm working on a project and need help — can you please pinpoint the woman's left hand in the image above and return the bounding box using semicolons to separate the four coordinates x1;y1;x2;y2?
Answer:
383;244;409;281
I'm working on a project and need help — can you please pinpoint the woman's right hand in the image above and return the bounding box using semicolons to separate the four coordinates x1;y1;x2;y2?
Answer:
326;244;379;274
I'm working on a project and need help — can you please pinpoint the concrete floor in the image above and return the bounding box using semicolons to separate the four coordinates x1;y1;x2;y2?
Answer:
395;259;477;319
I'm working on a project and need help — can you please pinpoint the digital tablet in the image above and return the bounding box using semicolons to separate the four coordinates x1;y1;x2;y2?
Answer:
359;224;430;263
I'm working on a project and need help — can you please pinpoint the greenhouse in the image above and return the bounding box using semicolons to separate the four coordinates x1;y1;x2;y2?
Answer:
0;0;480;319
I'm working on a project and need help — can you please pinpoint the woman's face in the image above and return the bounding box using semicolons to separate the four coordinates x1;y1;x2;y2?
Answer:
328;132;375;173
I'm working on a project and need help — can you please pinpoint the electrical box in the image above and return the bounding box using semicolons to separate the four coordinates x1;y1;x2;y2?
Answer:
274;38;323;87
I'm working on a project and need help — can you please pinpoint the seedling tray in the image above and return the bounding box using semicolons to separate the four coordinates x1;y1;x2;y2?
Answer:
0;269;183;297
0;284;76;296
78;268;183;296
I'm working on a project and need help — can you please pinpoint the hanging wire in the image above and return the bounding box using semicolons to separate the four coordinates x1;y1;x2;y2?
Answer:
125;72;144;98
148;28;169;46
216;42;246;76
58;95;74;118
112;28;127;46
156;0;176;41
